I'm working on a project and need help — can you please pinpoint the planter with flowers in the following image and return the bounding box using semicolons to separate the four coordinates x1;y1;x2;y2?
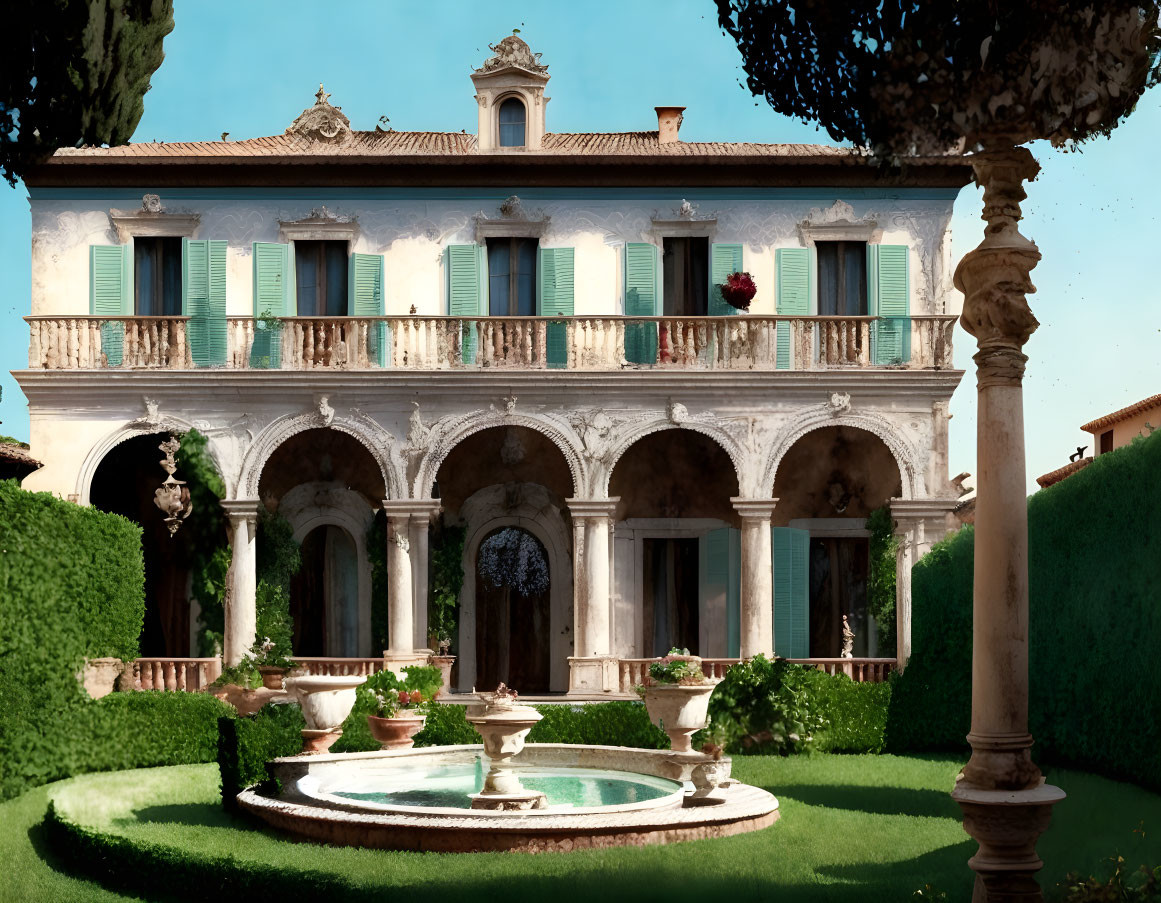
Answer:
358;665;443;750
639;648;720;753
252;636;296;690
719;272;757;312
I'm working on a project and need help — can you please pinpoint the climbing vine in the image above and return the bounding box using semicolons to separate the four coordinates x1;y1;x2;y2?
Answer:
178;430;231;657
367;510;389;653
254;509;300;662
867;506;897;655
429;521;465;652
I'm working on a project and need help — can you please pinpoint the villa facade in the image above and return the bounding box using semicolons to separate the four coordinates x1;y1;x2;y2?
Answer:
15;36;969;695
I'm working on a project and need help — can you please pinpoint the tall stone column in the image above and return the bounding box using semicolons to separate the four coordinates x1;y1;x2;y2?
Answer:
731;498;777;658
408;501;442;650
893;516;917;669
567;498;619;693
950;147;1063;902
221;500;259;667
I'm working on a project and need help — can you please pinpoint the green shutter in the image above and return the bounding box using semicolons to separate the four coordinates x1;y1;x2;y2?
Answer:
183;239;227;367
709;243;744;316
870;244;910;365
349;252;386;366
775;248;809;369
624;242;658;365
251;242;291;368
447;244;482;364
90;245;131;367
538;247;574;369
772;526;810;658
698;527;742;658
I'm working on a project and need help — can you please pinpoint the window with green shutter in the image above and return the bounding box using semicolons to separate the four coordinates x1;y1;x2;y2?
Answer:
446;244;483;364
624;242;658;365
772;526;810;658
252;242;294;369
775;248;809;369
699;527;742;658
538;246;574;369
709;242;744;317
348;252;386;366
869;244;910;365
183;239;227;367
89;244;132;367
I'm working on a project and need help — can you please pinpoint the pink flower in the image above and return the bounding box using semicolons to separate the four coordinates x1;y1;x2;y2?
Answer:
397;690;410;706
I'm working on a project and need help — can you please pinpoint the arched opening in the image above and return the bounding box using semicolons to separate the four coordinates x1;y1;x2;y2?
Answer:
258;428;385;657
772;425;903;659
498;97;527;147
436;425;574;693
475;527;551;692
609;429;740;658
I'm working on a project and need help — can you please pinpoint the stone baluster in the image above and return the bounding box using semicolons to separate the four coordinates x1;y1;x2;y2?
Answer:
733;499;778;658
567;498;619;693
28;321;41;368
221;500;259;666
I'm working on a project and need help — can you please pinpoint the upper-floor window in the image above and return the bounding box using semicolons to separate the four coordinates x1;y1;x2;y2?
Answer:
817;240;867;316
134;237;182;316
1099;429;1114;455
498;98;527;148
662;236;708;316
295;240;348;316
487;237;537;315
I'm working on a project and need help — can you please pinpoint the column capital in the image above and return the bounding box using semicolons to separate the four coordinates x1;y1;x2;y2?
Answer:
381;499;443;521
889;497;958;523
566;497;619;519
220;498;261;524
731;497;778;520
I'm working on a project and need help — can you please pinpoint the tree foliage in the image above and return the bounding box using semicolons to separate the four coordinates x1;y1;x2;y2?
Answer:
3;0;175;185
867;506;898;654
715;1;1161;155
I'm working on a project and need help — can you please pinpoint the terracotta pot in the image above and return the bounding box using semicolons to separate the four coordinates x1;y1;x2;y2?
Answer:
257;666;288;690
367;713;427;749
642;682;718;753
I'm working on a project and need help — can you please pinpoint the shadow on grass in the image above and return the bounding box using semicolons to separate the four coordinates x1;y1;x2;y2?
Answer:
774;783;962;819
129;802;239;828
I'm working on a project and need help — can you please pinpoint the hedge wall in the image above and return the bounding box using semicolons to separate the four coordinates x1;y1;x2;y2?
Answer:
887;430;1161;788
218;703;305;807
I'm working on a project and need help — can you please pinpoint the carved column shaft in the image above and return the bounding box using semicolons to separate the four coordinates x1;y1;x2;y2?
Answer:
892;516;919;670
385;512;413;655
732;498;777;659
566;498;619;693
950;145;1063;902
221;500;260;667
407;501;442;650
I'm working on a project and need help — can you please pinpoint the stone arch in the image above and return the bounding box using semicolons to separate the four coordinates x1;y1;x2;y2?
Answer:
763;408;923;499
239;412;401;501
77;416;225;505
456;482;573;694
602;418;748;498
413;412;585;500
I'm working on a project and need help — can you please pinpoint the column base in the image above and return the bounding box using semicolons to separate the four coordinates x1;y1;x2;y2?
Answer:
382;650;432;673
567;656;619;694
951;782;1066;902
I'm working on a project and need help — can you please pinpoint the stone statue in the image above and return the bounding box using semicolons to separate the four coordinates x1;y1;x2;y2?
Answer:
841;615;855;659
153;436;192;537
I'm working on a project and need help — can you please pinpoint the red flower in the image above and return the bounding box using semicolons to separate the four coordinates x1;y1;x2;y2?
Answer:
720;271;757;311
397;690;410;706
409;689;423;705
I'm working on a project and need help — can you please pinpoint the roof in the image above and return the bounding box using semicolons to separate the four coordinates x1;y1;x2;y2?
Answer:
1079;393;1161;433
0;442;42;477
1036;457;1092;489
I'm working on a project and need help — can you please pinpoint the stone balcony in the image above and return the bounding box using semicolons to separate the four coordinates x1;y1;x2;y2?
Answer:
26;314;957;372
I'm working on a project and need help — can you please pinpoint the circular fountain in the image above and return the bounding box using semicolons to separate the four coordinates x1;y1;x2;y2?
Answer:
237;683;779;852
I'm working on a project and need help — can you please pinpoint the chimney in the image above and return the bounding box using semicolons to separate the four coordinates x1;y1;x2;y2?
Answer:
655;106;685;145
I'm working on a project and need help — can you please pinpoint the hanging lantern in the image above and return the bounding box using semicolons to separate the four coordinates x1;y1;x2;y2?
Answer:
153;435;192;536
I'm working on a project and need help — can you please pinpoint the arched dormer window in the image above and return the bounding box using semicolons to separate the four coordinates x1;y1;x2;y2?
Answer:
498;98;527;147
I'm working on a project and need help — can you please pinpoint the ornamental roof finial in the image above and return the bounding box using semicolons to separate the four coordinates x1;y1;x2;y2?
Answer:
315;84;330;106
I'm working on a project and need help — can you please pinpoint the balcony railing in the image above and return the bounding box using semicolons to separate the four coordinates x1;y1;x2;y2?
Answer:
616;656;895;693
27;315;956;372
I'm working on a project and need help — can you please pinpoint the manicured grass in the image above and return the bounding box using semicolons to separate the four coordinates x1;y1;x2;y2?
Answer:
9;755;1161;902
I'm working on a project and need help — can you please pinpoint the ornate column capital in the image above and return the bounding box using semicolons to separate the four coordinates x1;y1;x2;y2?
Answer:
731;497;778;520
566;497;619;521
220;498;260;526
380;499;443;521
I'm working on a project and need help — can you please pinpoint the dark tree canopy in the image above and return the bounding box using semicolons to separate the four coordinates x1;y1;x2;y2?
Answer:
716;1;1161;156
1;0;174;185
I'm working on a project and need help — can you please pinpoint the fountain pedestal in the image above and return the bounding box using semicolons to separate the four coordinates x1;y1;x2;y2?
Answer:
466;688;546;811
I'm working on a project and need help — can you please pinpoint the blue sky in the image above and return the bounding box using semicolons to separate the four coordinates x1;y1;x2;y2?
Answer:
2;0;1159;491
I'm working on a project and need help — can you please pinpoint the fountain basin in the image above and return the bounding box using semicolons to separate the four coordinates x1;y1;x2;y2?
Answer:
237;743;779;852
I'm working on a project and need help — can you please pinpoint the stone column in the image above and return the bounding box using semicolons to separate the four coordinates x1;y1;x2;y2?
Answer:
567;498;619;693
731;498;777;658
892;515;917;670
221;500;259;667
408;501;442;650
950;147;1064;902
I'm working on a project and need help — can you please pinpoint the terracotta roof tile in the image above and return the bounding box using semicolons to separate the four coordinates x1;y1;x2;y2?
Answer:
1036;457;1092;489
1079;393;1161;433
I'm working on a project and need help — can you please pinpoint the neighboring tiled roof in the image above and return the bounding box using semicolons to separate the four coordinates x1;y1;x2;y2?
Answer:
0;442;42;471
50;131;874;162
1036;457;1092;489
1080;393;1161;433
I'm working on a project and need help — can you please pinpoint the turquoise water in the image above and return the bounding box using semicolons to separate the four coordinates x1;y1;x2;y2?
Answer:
331;762;681;810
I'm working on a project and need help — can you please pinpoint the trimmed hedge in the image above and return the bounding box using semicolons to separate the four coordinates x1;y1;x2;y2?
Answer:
887;430;1161;789
218;703;305;806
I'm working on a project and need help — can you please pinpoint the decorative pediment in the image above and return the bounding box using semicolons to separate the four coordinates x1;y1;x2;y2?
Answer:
278;206;359;242
475;34;547;76
286;84;352;143
796;200;882;247
109;195;200;242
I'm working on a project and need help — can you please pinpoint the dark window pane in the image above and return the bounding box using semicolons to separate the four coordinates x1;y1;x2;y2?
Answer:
135;239;158;315
498;98;526;147
843;243;867;315
296;245;320;315
160;238;182;316
295;240;348;316
487;240;511;315
515;239;537;316
135;236;183;316
325;242;348;316
817;241;868;316
662;236;708;316
817;243;838;316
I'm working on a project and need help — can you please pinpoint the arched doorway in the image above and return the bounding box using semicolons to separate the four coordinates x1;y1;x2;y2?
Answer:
475;526;551;692
289;523;360;656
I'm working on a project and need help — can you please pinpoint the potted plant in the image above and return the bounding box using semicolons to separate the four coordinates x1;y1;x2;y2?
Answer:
639;648;719;753
361;665;442;750
252;636;296;690
428;630;455;697
719;271;757;312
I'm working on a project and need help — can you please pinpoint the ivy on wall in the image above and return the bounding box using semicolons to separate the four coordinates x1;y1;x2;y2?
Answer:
429;521;465;652
367;511;389;653
866;506;898;655
178;430;231;657
254;509;299;662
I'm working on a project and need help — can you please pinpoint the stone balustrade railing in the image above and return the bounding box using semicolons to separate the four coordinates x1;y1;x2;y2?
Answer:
130;657;222;691
292;656;388;677
26;315;956;372
616;655;894;693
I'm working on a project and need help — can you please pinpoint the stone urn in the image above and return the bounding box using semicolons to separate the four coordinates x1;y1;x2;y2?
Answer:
465;685;546;810
284;674;366;754
429;655;455;698
367;713;427;750
642;682;719;753
256;666;288;690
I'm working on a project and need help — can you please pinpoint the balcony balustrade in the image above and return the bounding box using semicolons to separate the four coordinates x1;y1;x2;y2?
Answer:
27;315;956;372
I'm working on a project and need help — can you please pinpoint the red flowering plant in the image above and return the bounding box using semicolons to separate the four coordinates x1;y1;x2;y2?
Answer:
719;271;757;311
648;647;707;686
357;664;442;718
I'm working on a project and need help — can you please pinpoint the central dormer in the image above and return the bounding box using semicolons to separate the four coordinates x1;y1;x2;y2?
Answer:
471;33;549;151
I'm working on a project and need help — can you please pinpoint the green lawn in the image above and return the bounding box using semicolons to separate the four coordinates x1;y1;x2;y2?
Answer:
7;755;1160;902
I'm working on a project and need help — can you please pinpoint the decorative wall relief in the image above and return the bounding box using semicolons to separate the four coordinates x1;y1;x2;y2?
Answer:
153;436;193;536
